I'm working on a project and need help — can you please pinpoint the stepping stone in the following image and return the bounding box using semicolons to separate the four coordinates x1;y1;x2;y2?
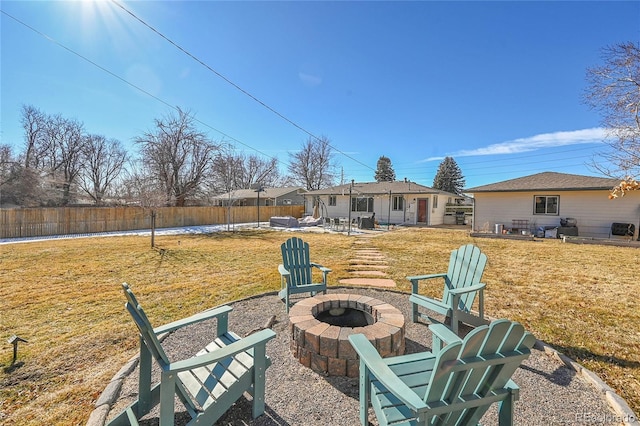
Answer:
353;253;386;259
348;264;390;270
349;259;387;265
338;278;396;288
350;270;388;277
344;236;396;287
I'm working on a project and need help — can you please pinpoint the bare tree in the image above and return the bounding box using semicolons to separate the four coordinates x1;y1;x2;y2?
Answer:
20;104;47;170
243;154;280;187
17;106;87;205
41;114;86;205
14;105;49;206
210;149;243;194
136;109;219;206
210;148;282;194
0;145;17;205
0;145;43;207
78;134;128;205
287;136;336;190
118;161;167;207
585;41;640;177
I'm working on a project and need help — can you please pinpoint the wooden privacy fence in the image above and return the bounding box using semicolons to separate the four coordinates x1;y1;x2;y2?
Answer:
0;205;305;239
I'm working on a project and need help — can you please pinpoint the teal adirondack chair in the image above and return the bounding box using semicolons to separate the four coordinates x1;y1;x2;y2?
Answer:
107;283;276;426
349;319;536;426
408;244;488;334
278;237;331;312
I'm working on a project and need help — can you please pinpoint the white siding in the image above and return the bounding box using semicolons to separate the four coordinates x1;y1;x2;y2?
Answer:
311;193;448;225
431;195;447;226
473;190;640;238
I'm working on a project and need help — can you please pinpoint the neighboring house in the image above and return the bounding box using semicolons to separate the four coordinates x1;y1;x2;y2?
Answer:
466;172;640;239
212;186;307;207
306;180;466;226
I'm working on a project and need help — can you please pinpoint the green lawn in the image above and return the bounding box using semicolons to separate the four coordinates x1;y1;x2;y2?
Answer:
0;227;638;424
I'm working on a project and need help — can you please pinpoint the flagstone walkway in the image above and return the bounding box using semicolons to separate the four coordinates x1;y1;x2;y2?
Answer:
338;234;397;288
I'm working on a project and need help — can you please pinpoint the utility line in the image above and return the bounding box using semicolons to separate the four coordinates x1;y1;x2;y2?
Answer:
392;144;600;172
374;145;600;177
426;153;595;173
109;0;375;173
453;144;600;166
0;9;276;161
3;5;601;185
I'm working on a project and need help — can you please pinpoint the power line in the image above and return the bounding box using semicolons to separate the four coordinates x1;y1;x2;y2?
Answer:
2;5;608;187
361;144;602;181
455;144;601;166
109;0;375;173
0;9;279;162
380;144;601;174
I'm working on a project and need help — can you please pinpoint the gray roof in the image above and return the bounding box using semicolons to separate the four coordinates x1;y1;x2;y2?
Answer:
213;186;307;199
307;181;462;197
465;172;620;193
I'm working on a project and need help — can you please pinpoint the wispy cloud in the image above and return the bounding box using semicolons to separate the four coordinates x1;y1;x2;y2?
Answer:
298;72;322;87
422;128;609;162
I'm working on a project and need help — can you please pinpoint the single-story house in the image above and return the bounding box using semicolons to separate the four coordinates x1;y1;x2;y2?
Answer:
305;180;467;226
465;172;640;239
212;186;307;207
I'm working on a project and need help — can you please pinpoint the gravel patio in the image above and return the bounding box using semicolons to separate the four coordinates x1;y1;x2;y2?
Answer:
100;286;625;426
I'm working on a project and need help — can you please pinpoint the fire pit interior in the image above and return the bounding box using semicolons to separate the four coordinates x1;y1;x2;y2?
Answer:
288;293;405;377
316;307;373;327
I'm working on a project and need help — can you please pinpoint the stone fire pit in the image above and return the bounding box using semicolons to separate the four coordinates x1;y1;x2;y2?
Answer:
288;293;405;377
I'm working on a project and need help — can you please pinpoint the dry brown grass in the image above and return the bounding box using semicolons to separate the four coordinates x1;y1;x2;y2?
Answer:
373;228;640;416
0;227;638;424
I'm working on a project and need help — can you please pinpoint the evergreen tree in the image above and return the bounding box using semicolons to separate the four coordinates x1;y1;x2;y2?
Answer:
432;157;465;195
374;156;396;182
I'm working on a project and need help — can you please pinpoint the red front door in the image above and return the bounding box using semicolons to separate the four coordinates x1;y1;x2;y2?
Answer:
417;199;428;223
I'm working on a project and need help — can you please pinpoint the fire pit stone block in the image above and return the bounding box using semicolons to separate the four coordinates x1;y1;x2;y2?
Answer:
289;294;405;376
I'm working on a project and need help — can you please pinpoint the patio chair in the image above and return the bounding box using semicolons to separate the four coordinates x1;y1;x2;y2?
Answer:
349;319;536;426
408;244;488;334
107;283;276;426
278;237;331;312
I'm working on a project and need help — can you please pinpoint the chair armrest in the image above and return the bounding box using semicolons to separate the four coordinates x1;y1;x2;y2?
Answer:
429;323;461;352
167;329;276;373
407;273;447;294
349;334;428;411
311;263;332;273
278;264;290;277
154;305;233;335
406;273;447;282
448;282;485;295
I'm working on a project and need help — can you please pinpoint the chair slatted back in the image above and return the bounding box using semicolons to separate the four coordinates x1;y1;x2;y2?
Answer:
424;319;534;425
122;283;171;367
442;244;487;312
281;237;313;287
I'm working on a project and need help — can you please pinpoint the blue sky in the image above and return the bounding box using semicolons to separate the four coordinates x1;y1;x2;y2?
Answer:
1;1;639;189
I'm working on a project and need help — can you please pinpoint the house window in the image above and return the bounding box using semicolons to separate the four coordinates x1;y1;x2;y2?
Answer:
392;196;404;211
282;199;292;205
433;195;438;208
351;197;374;213
534;195;559;215
328;195;337;206
264;199;273;206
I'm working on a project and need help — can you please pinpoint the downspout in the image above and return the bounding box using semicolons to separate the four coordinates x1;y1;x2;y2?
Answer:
348;180;354;235
387;190;392;229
